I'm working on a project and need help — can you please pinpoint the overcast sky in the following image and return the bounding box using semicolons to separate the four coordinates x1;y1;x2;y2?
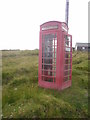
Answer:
0;0;88;50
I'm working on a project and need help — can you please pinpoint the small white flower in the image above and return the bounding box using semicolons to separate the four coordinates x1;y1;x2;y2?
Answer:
10;114;13;117
14;88;17;91
1;114;3;117
19;106;20;109
21;104;23;106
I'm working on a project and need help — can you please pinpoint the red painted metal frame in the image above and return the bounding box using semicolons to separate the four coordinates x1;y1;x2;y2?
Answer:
38;21;72;90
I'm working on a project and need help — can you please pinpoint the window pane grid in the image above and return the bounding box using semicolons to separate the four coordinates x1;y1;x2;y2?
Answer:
42;33;57;82
64;35;71;82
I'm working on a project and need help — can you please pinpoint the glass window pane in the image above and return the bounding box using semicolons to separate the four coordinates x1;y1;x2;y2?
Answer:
64;35;71;82
42;33;57;82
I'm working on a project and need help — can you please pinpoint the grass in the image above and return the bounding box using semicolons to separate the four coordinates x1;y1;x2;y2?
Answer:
2;50;88;118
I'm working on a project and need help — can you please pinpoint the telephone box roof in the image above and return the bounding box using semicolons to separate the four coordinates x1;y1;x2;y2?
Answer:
40;21;68;32
40;21;67;26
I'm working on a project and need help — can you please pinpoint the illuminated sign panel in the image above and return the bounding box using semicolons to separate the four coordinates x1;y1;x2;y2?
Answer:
42;25;58;31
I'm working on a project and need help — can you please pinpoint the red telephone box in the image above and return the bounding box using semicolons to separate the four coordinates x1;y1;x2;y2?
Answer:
38;21;72;90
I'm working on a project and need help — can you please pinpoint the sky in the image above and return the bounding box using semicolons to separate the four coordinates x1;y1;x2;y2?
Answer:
0;0;89;50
